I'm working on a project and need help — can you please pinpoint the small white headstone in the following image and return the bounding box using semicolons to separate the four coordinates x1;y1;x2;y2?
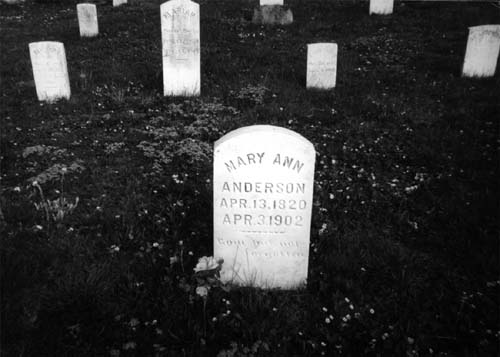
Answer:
462;25;500;78
214;125;316;289
369;0;394;15
29;41;71;102
161;0;200;96
77;3;99;38
113;0;127;6
260;0;283;5
307;43;338;90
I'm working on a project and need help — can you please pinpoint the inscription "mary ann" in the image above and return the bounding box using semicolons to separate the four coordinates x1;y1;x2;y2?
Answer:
224;152;305;173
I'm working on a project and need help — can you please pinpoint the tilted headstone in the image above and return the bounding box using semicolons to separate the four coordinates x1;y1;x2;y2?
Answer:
252;5;293;26
29;41;71;102
260;0;283;5
77;3;99;38
369;0;394;15
307;43;338;90
113;0;127;6
462;25;500;78
160;0;200;96
214;125;316;289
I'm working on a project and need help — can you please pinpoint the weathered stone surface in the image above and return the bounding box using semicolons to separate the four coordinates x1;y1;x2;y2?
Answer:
252;5;293;26
307;43;337;90
214;125;316;289
161;0;200;96
77;3;99;38
29;41;71;102
462;25;500;78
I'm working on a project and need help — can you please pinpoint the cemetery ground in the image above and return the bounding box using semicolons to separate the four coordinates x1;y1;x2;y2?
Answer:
1;0;499;356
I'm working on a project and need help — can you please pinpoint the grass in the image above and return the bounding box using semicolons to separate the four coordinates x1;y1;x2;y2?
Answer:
1;0;499;356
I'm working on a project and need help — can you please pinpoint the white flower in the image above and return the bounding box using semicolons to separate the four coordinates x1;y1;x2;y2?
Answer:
194;256;219;272
195;286;208;298
325;317;331;324
369;308;375;314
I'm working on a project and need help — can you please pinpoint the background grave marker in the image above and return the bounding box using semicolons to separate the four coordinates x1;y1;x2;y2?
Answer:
462;25;500;77
214;125;316;289
160;0;200;96
307;43;338;90
113;0;127;6
260;0;283;5
77;3;99;37
29;41;71;102
369;0;394;15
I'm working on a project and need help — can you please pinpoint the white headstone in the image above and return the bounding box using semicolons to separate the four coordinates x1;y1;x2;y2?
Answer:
29;41;71;102
260;0;283;5
214;125;316;289
161;0;200;96
462;25;500;78
307;43;338;90
77;3;99;38
369;0;394;15
113;0;127;6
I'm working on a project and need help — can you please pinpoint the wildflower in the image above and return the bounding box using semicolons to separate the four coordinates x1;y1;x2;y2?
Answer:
344;297;350;303
194;256;220;272
212;317;217;322
349;304;354;310
407;337;415;344
325;317;331;324
170;256;178;265
152;242;159;248
13;186;21;192
34;225;43;231
322;307;328;312
196;286;208;298
123;341;136;350
369;308;375;314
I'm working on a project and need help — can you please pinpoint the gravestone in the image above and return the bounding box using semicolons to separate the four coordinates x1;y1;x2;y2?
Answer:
307;43;338;90
77;3;99;37
160;0;200;96
369;0;394;15
253;5;293;25
462;25;500;78
214;125;316;289
260;0;283;5
29;41;71;102
113;0;127;6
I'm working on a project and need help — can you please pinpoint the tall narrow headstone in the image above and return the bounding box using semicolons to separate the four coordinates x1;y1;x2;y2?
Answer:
29;41;71;102
462;25;500;78
369;0;394;15
77;3;99;38
214;125;316;289
307;43;338;90
113;0;127;6
260;0;283;5
160;0;200;96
